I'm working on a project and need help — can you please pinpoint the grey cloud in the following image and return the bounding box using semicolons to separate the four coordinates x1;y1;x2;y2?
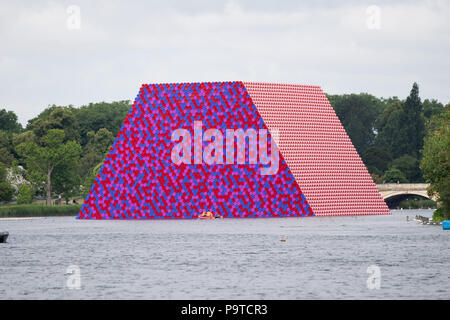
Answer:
0;0;449;125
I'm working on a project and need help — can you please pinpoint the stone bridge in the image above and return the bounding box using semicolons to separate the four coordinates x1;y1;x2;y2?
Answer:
376;183;436;204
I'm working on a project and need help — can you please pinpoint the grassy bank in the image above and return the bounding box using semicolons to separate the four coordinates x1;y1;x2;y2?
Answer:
0;204;81;218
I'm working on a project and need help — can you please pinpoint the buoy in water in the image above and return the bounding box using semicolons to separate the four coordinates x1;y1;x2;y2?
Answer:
443;221;450;230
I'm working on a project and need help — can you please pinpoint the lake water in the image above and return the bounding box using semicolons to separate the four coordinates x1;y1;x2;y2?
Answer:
0;209;449;299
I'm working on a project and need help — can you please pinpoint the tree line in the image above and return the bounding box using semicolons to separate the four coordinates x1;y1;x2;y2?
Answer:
328;83;447;184
0;101;130;205
0;83;448;217
328;83;449;218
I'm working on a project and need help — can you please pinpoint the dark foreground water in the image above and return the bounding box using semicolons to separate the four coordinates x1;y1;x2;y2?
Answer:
0;209;449;299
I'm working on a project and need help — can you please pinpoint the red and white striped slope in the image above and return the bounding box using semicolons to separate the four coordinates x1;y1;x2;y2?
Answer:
244;82;390;216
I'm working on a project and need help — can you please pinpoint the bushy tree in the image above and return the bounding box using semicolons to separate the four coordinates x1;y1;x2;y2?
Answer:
420;106;450;219
82;162;103;198
72;101;130;147
12;131;37;167
327;93;383;156
0;182;14;202
423;99;445;120
403;83;425;158
0;163;14;202
17;183;33;204
382;168;408;183
26;101;129;147
53;163;81;204
0;130;14;165
27;107;80;145
0;108;22;133
78;128;114;180
392;155;422;182
362;146;393;175
0;163;8;182
375;101;405;158
16;129;82;205
376;83;425;159
13;131;36;146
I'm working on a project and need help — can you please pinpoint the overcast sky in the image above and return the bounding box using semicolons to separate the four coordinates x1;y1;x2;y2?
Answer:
1;0;449;125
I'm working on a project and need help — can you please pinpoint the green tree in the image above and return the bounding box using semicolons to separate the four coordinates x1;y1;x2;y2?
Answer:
13;131;36;146
72;101;130;147
0;182;14;202
82;162;103;198
362;146;393;175
26;105;65;126
53;163;81;203
382;168;408;183
16;129;82;205
423;99;445;120
78;128;114;180
25;101;128;148
403;83;425;158
0;163;14;202
12;131;37;167
0;130;14;165
17;183;33;204
327;93;383;156
392;155;422;182
27;107;80;145
420;106;450;219
0;108;22;133
375;101;405;158
376;83;425;159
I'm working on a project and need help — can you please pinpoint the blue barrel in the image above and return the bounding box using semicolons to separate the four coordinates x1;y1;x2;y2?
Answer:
443;221;450;230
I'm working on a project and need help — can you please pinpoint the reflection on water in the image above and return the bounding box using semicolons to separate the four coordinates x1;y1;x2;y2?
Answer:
0;209;449;299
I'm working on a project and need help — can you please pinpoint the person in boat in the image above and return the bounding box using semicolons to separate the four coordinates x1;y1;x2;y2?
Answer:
199;210;222;219
200;211;212;218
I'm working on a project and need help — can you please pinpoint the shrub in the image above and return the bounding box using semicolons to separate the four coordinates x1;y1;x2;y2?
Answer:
0;204;81;217
382;168;408;183
392;155;422;182
0;181;14;202
432;208;444;221
17;184;33;204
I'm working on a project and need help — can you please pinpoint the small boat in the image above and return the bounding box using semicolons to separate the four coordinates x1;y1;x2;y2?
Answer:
198;211;223;219
198;215;214;220
414;215;430;224
0;232;9;243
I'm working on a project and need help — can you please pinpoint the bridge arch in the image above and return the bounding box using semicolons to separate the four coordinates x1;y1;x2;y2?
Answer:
376;183;437;208
382;191;431;201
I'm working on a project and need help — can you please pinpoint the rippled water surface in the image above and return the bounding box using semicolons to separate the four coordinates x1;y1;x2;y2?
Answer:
1;209;449;299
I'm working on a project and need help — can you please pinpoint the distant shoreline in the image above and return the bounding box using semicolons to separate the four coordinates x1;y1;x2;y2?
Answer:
0;204;81;218
0;208;436;219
